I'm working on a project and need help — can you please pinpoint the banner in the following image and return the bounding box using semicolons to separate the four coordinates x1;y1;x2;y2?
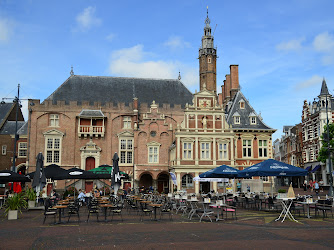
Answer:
169;172;177;186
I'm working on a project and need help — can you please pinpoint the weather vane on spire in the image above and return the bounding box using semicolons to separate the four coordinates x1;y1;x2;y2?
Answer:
205;6;210;25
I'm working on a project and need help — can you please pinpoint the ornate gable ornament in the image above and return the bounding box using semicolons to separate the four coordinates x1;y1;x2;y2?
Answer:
43;129;65;137
143;100;166;120
117;131;134;138
80;138;101;153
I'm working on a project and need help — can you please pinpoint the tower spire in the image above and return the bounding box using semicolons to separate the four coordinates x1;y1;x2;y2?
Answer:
199;7;217;94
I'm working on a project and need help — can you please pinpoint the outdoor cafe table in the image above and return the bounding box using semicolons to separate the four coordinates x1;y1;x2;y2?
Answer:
53;205;68;224
100;204;117;221
298;201;317;218
275;198;298;223
209;203;227;221
140;200;151;209
150;203;163;221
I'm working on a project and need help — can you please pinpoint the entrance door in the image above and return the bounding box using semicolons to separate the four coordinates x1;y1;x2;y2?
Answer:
86;157;95;171
157;173;169;194
123;182;131;191
200;182;210;193
85;181;93;193
47;183;53;195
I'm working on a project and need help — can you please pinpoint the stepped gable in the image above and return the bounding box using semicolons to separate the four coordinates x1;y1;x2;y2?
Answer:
44;75;193;107
226;91;274;131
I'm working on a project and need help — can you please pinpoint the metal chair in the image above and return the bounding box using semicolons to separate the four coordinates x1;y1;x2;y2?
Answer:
67;203;80;223
43;199;57;224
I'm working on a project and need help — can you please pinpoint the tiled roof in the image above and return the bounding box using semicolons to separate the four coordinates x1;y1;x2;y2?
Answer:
44;75;193;107
78;110;105;117
226;91;275;131
0;103;14;128
0;121;26;135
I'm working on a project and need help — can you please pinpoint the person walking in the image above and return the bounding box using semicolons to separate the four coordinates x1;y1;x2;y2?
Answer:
314;180;319;196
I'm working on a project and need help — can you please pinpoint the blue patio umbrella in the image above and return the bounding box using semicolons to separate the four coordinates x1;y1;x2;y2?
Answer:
238;159;307;178
199;165;240;178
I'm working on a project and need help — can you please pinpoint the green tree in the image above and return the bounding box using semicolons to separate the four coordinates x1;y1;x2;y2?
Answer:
318;123;334;163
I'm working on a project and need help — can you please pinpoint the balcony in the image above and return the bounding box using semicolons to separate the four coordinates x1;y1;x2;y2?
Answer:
78;109;105;138
78;125;105;138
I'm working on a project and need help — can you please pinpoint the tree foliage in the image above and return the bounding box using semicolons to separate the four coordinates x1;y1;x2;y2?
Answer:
318;123;334;163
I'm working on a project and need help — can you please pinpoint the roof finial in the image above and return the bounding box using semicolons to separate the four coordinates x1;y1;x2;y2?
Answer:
207;6;209;18
178;71;181;80
70;65;74;76
205;6;210;26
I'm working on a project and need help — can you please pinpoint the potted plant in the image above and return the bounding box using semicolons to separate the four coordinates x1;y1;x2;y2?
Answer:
5;193;27;220
25;188;37;209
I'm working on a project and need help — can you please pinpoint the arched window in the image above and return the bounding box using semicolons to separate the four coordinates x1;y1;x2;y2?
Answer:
182;174;193;188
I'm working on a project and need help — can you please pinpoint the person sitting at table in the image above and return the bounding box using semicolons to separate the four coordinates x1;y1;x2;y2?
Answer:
78;189;86;206
94;188;100;198
50;190;59;205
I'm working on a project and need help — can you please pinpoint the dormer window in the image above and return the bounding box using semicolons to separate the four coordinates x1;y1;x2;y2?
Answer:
233;112;241;124
239;100;245;109
249;112;257;125
250;117;256;125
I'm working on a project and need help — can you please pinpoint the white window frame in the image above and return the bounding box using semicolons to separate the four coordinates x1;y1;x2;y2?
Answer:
46;137;61;164
18;142;27;158
234;116;240;124
2;145;6;155
250;116;256;125
49;114;59;127
200;142;211;160
182;174;193;188
183;142;193;160
243;139;252;158
218;142;228;160
260;176;269;182
120;138;133;164
147;141;161;164
123;116;131;129
43;129;64;165
258;139;268;158
208;57;212;63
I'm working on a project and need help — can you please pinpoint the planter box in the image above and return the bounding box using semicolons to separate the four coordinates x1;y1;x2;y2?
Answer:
28;201;36;209
8;210;18;220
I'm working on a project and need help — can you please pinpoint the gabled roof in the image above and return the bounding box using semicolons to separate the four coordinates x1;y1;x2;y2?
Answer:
17;121;28;135
44;75;193;107
0;103;15;129
0;121;26;135
226;91;275;131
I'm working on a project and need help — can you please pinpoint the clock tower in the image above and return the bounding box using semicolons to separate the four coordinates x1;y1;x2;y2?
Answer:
199;7;217;94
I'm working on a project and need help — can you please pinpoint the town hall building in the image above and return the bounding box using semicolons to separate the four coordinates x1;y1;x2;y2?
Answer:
26;12;275;193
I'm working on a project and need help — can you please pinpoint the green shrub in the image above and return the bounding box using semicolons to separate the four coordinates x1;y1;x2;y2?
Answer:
5;193;27;215
25;188;37;201
278;189;286;193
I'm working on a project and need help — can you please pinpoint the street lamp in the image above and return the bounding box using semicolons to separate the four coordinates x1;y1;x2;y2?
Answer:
325;93;333;197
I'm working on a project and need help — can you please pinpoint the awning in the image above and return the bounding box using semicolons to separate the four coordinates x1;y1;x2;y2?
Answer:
311;165;321;173
305;166;312;172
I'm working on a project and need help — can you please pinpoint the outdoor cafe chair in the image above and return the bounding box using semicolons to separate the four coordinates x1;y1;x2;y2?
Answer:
160;202;173;221
87;200;99;222
67;203;80;223
290;201;305;217
189;201;201;220
315;199;333;219
198;202;214;222
109;204;123;222
139;202;152;221
43;199;57;224
176;199;187;214
222;201;237;220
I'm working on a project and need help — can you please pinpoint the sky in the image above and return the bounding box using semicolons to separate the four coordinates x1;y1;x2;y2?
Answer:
1;0;334;142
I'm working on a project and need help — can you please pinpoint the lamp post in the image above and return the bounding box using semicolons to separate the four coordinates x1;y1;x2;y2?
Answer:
11;84;20;173
325;93;333;197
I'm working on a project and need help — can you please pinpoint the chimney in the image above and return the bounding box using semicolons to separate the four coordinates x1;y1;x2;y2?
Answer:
230;65;239;100
133;97;138;112
225;74;231;102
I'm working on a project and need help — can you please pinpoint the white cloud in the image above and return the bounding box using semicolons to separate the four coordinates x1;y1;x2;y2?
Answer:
0;17;13;42
108;45;197;87
106;33;116;42
295;75;322;90
276;37;305;51
75;6;101;32
313;32;334;65
163;36;191;50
